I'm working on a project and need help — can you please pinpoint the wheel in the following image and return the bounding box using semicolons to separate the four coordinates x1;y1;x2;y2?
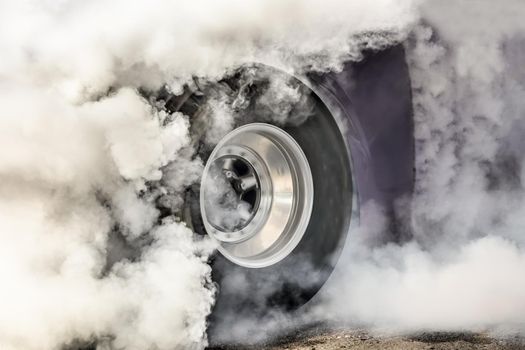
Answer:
176;44;414;343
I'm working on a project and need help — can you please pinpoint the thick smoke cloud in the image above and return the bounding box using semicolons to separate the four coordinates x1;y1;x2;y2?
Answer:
0;0;417;101
0;86;217;350
317;0;525;336
6;0;525;347
0;0;419;349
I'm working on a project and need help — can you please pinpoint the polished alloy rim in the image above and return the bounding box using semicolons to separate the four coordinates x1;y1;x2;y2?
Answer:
200;123;314;268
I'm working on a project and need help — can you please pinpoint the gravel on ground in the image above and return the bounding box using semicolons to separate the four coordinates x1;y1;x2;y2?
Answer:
209;329;525;350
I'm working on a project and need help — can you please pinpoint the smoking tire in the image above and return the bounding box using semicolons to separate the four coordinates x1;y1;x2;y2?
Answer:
181;44;414;340
206;92;354;317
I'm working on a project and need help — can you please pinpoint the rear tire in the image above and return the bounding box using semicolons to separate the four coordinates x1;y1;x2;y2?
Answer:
207;86;354;335
180;44;414;344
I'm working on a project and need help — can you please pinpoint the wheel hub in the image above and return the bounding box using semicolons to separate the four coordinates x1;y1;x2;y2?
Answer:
200;123;314;268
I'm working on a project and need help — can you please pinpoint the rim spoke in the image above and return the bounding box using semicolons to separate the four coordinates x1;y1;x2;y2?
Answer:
221;158;237;180
238;173;258;192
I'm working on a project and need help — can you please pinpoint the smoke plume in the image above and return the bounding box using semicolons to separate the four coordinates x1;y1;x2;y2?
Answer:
5;0;525;348
317;0;525;336
0;0;418;349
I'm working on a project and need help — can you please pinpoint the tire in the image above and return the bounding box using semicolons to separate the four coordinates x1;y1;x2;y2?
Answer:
180;44;414;343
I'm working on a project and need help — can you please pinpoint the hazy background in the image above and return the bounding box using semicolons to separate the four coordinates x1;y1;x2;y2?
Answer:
1;0;525;349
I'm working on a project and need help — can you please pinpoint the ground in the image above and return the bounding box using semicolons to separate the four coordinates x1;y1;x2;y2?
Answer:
209;329;525;350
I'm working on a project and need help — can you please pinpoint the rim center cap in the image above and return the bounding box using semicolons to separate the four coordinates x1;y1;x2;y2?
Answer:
203;156;260;233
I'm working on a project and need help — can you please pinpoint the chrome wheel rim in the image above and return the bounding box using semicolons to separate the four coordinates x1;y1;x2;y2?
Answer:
200;123;314;268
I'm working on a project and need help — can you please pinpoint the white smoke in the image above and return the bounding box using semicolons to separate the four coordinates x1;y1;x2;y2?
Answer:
0;0;418;101
5;0;525;346
317;0;525;336
0;0;419;349
0;86;217;350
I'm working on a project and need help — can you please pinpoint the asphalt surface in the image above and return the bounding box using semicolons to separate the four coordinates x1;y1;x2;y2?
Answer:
209;329;525;350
